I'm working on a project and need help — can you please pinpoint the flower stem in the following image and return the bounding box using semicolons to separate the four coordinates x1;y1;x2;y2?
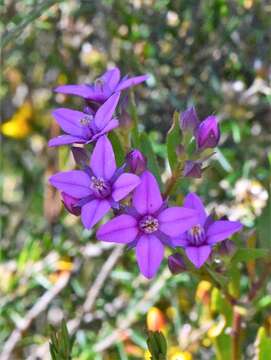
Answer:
163;162;183;198
204;265;236;306
232;308;242;360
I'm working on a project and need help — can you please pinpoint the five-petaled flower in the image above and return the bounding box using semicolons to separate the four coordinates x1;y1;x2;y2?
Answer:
48;93;120;147
172;193;242;268
49;136;140;229
55;67;148;104
97;171;199;279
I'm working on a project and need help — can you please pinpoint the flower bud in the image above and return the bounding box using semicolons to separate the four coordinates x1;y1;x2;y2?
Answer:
126;149;147;174
219;239;236;256
71;146;89;167
196;115;220;150
179;106;199;132
61;192;81;216
183;160;202;178
168;253;187;274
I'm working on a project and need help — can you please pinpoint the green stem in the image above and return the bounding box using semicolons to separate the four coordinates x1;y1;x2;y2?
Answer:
204;265;236;306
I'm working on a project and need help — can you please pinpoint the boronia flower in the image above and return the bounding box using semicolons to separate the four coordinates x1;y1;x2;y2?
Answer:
48;93;120;147
97;170;199;279
49;136;140;229
55;67;148;103
172;193;242;268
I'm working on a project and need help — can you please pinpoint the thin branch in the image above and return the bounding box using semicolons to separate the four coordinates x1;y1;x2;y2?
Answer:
68;245;124;334
94;268;171;352
0;272;71;360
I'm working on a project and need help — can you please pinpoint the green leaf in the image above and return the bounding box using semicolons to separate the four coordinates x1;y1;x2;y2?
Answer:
256;327;271;360
139;132;162;187
232;248;270;264
49;320;74;360
257;185;271;249
214;333;232;360
108;132;125;167
147;331;167;360
166;111;182;171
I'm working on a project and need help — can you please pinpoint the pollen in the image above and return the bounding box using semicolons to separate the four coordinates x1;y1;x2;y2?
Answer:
139;216;159;234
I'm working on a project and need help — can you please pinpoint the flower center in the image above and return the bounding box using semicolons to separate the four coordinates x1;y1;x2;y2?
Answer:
139;215;159;234
90;176;111;198
80;115;93;126
187;224;206;246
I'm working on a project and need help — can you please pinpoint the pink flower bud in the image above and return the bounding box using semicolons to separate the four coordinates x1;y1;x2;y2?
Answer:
196;115;220;150
61;192;81;216
168;253;187;274
179;106;199;132
126;149;147;174
183;160;202;178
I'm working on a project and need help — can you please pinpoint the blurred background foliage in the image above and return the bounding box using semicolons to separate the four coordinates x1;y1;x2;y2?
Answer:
1;0;271;359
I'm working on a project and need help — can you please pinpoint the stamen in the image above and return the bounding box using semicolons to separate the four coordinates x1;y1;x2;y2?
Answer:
139;215;159;234
90;176;111;198
187;224;206;246
80;115;93;126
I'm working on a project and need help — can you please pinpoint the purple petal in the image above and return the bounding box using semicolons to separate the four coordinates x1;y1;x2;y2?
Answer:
184;193;207;226
206;220;243;245
91;119;119;142
54;84;95;99
97;214;138;243
94;93;120;130
116;74;149;91
101;68;121;91
48;135;85;147
112;173;141;201
133;170;163;215
171;234;189;247
81;199;111;229
90;136;116;180
52;108;91;137
135;234;164;279
49;171;92;198
158;207;199;237
185;245;212;268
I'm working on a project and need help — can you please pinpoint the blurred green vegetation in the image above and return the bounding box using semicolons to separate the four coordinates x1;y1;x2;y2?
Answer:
1;0;271;359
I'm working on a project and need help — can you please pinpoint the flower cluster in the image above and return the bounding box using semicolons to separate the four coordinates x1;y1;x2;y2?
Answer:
49;67;242;279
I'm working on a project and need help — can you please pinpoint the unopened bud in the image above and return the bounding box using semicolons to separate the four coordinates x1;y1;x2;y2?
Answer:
179;106;199;132
219;239;236;256
168;253;187;274
71;146;89;167
183;160;202;178
61;192;81;216
126;149;147;174
196;115;220;150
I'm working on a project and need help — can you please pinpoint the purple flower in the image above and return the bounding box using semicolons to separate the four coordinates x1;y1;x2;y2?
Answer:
172;193;242;269
196;115;220;150
49;136;140;229
126;149;147;175
168;253;187;274
97;171;199;279
54;67;148;103
180;106;199;132
48;93;120;147
61;192;81;216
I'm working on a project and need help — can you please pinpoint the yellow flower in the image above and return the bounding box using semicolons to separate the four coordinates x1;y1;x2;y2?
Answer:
147;306;166;331
169;347;192;360
1;102;32;139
